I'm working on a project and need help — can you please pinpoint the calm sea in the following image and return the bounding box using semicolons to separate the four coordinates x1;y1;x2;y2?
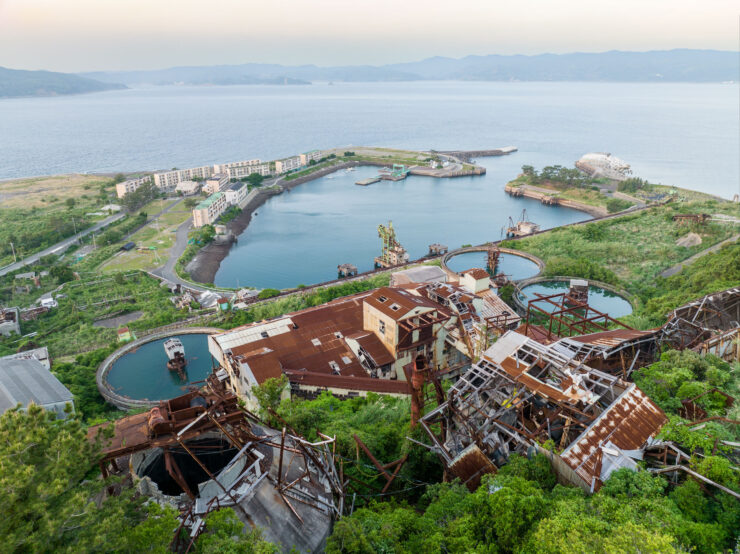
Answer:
1;81;737;198
2;81;737;288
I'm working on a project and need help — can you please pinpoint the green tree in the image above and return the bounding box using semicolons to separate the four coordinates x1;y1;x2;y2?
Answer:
193;508;278;553
251;375;288;422
0;405;178;552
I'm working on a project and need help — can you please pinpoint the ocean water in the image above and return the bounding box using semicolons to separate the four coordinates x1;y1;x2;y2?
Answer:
0;81;737;199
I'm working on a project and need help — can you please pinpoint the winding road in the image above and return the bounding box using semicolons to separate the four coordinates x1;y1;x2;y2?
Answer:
0;212;125;277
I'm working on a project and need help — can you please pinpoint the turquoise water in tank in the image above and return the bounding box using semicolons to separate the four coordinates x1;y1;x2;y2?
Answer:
106;334;215;401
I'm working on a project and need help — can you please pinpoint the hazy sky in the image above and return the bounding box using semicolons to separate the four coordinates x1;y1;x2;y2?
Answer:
1;0;737;72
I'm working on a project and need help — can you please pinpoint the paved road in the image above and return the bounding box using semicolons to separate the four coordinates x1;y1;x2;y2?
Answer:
0;212;126;277
659;233;739;278
148;216;213;291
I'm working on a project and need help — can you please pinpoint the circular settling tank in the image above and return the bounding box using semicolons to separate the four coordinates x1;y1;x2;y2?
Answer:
105;333;214;402
518;282;633;318
446;251;541;281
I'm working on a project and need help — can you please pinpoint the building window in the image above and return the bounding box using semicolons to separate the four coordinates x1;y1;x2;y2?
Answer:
379;320;385;334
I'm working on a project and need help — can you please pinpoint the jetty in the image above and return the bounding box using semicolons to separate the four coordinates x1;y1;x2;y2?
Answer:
355;177;381;186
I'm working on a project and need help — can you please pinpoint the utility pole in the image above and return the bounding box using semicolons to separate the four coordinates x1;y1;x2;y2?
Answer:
92;234;96;249
9;242;16;263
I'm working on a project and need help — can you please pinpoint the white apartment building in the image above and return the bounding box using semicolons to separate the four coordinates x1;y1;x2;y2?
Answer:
192;192;227;227
203;173;229;195
274;155;303;175
224;182;248;206
153;165;214;192
301;150;324;165
115;176;152;199
213;159;261;174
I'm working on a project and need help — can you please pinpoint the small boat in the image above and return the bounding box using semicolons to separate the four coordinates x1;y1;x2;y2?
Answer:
164;338;187;376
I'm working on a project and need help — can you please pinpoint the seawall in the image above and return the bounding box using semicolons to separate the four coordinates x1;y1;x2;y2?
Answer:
504;183;607;217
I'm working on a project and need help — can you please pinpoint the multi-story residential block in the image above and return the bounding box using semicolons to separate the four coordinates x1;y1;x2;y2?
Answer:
203;173;229;194
274;156;303;175
301;150;324;165
213;159;261;174
224;181;248;207
192;192;227;227
115;176;152;199
153;165;214;192
226;162;272;179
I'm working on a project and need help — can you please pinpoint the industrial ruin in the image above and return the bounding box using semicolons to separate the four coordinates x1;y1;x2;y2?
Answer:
374;221;410;268
90;375;343;551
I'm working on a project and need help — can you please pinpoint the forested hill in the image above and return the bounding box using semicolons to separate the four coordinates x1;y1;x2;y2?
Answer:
0;66;126;98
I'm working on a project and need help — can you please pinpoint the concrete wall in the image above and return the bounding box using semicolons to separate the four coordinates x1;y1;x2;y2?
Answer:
96;327;222;410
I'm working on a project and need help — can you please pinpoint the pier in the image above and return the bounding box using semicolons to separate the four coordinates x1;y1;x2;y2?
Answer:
355;177;381;186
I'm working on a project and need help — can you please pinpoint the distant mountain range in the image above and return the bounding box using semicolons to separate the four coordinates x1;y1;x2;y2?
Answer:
0;66;126;98
83;50;738;85
1;50;736;99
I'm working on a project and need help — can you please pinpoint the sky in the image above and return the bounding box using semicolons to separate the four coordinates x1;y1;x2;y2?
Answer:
0;0;737;72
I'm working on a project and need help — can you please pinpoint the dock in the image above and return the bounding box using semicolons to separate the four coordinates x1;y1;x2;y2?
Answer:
355;177;381;186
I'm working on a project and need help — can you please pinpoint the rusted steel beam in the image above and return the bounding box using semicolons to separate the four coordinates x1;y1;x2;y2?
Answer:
381;454;408;494
353;434;392;480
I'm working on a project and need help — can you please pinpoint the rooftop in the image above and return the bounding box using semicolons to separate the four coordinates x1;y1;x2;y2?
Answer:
195;192;224;210
462;268;490;280
0;357;74;417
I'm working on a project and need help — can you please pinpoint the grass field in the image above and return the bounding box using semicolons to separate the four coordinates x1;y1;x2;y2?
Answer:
0;174;113;209
100;200;190;272
506;200;739;292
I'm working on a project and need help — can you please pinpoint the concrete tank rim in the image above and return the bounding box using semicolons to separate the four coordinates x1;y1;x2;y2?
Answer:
440;245;545;281
96;326;223;410
510;276;636;315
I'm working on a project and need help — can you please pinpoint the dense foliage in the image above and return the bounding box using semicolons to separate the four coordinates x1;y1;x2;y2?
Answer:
0;406;275;553
506;203;737;308
0;272;192;357
606;197;634;213
121;181;160;212
327;455;739;553
520;164;596;188
274;391;442;503
0;405;178;553
634;350;739;450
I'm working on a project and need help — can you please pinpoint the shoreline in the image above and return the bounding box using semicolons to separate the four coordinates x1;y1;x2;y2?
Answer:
504;183;609;217
186;162;606;289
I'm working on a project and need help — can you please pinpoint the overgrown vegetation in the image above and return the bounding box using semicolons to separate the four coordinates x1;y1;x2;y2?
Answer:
0;406;275;552
505;203;737;296
0;272;194;358
120;181;160;212
328;454;739;553
220;274;390;328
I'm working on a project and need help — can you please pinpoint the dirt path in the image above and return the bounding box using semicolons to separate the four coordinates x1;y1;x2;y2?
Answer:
659;233;739;278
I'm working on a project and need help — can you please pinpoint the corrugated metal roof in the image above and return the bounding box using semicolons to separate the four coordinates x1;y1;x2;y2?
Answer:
560;384;667;490
568;329;658;348
284;370;410;395
0;358;73;415
462;268;490;280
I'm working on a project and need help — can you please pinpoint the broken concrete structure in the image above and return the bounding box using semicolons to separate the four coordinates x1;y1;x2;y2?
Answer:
90;377;342;552
419;331;667;493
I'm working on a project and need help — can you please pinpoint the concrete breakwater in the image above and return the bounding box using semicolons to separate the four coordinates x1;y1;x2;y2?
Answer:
504;183;607;217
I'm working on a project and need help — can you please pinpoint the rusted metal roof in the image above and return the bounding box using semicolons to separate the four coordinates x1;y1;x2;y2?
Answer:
349;331;395;366
284;370;410;395
365;287;441;321
560;384;667;490
568;328;659;348
462;268;490;280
